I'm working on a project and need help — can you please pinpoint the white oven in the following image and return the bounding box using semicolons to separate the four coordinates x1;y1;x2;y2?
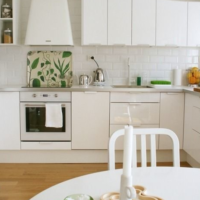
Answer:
20;92;71;142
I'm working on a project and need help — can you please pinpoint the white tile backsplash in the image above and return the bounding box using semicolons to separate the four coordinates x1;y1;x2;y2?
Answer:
0;0;199;86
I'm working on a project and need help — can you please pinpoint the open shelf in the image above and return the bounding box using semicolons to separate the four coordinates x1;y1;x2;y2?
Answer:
0;18;13;21
0;0;19;45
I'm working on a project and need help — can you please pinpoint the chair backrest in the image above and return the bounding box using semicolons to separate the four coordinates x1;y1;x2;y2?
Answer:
108;128;180;170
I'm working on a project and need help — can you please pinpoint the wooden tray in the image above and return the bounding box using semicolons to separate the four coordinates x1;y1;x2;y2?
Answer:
194;88;200;93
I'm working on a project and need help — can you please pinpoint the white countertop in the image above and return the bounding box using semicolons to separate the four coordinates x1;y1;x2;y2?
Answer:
0;84;198;95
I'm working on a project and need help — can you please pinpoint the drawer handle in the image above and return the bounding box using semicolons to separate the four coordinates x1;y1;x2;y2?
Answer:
113;44;126;46
167;93;179;95
88;43;102;46
193;106;200;110
136;44;150;47
129;103;141;106
165;44;178;47
129;92;142;94
39;142;53;145
134;124;141;127
84;92;97;94
192;129;200;135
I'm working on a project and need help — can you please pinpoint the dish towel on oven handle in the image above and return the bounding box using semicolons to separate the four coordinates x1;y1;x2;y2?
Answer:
45;104;63;128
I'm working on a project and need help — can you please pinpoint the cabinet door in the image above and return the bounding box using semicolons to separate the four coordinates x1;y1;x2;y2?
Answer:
108;0;131;45
132;0;156;46
184;93;200;163
0;92;20;150
156;0;187;46
82;0;107;45
72;92;109;149
188;2;200;47
159;93;184;149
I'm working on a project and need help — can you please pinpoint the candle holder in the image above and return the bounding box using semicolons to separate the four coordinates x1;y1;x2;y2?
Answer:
120;174;136;200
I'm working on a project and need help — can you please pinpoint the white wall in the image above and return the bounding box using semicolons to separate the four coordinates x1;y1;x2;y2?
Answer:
0;0;199;86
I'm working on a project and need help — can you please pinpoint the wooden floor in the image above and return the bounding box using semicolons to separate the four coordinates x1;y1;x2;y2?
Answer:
0;162;191;200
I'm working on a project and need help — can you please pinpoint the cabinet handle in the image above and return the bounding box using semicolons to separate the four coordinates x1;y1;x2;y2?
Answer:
84;92;97;94
113;44;126;46
192;129;200;135
88;43;102;46
129;103;141;106
136;44;150;47
39;142;53;145
167;93;179;95
165;44;178;47
134;124;141;127
129;92;142;94
193;106;200;110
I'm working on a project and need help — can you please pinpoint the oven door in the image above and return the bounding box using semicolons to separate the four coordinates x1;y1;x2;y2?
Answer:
20;102;71;141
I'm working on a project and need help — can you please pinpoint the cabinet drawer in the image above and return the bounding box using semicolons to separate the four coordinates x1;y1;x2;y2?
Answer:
21;142;71;150
110;93;160;103
192;105;200;133
110;125;159;150
110;103;160;125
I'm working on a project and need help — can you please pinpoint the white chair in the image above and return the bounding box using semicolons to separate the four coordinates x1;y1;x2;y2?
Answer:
108;128;180;170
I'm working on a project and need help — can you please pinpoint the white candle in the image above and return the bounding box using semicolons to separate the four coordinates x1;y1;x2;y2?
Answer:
123;125;133;177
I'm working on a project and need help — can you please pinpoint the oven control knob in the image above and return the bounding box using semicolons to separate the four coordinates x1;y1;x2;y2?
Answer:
55;94;58;98
32;94;37;98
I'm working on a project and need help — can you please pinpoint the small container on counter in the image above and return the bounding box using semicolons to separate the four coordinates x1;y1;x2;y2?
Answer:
137;77;141;86
187;67;200;87
3;28;12;43
1;3;12;18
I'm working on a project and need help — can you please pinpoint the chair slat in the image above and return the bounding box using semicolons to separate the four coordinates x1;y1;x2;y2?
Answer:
150;134;156;167
141;135;147;167
132;135;137;168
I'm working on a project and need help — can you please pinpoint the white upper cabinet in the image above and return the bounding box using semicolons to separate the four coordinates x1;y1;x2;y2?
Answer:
132;0;156;46
82;0;107;45
108;0;131;45
188;2;200;47
156;0;187;47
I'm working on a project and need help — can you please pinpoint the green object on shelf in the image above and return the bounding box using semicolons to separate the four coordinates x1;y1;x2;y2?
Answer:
151;80;171;85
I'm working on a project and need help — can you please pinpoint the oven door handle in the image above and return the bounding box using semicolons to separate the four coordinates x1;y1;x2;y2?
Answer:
24;104;66;107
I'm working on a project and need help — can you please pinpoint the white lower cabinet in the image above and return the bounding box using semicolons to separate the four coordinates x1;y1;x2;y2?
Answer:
0;92;20;150
159;93;184;149
110;92;160;150
72;92;109;149
184;93;200;163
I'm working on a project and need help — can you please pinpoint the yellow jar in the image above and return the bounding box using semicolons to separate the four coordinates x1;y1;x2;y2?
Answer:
187;67;200;85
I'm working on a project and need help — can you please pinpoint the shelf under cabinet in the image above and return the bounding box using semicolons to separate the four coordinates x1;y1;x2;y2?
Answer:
0;18;13;21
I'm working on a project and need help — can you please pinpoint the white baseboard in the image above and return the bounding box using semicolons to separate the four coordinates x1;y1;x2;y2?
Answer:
0;150;187;163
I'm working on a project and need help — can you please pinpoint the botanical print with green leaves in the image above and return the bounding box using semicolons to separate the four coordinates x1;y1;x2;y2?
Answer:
27;51;72;87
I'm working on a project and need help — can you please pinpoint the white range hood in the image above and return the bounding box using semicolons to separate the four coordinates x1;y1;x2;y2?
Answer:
25;0;73;45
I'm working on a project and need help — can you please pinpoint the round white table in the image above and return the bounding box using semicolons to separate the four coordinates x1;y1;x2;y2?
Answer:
30;167;200;200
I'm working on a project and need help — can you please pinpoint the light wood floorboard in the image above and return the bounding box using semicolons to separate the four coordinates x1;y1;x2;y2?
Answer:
0;162;191;200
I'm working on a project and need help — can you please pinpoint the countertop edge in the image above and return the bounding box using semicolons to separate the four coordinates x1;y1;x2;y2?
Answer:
0;85;197;94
